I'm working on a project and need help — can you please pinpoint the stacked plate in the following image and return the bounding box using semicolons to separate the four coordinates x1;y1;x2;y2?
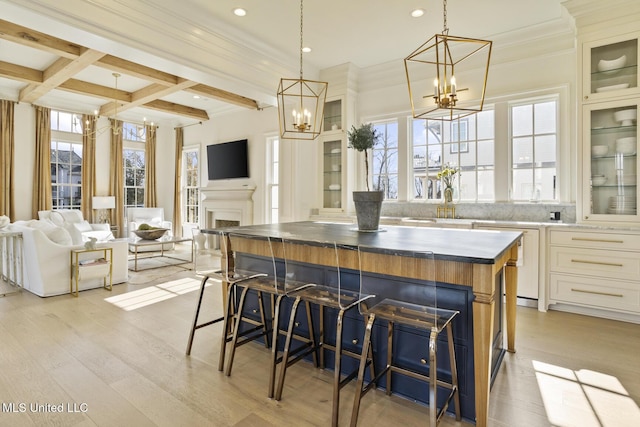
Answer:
608;195;637;215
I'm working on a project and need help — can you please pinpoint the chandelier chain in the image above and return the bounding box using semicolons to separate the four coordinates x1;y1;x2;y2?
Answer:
442;0;449;34
299;0;304;79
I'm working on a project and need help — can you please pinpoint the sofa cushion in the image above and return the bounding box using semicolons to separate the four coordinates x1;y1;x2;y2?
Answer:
49;211;65;226
74;220;93;233
28;220;73;245
61;210;84;223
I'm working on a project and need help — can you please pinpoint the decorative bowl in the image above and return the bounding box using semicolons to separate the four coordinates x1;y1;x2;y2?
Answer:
133;228;169;240
597;55;627;72
591;175;607;186
613;109;637;126
615;137;636;154
591;145;608;157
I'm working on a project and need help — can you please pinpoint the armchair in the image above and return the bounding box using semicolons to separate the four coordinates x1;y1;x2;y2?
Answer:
126;207;174;252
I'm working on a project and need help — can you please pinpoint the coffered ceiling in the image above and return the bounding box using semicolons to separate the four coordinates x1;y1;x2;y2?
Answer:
0;0;614;128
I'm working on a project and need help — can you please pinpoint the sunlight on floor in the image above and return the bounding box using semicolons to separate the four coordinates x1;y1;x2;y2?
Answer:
104;277;217;311
533;360;640;427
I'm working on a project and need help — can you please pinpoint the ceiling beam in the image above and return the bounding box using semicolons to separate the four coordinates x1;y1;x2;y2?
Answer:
19;48;107;103
0;60;42;83
184;84;259;110
100;78;199;116
58;79;131;102
0;19;81;58
143;99;209;121
94;55;179;86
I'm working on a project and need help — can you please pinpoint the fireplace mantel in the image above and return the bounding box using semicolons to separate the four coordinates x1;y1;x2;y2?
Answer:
200;183;255;228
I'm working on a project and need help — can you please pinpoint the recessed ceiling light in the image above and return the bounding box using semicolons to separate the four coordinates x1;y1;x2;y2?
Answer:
233;8;247;17
411;9;425;18
302;46;311;53
193;95;200;99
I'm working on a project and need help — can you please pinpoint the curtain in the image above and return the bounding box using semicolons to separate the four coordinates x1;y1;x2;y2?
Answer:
109;119;124;237
144;124;157;207
172;127;183;237
32;105;52;219
0;100;15;220
81;115;98;222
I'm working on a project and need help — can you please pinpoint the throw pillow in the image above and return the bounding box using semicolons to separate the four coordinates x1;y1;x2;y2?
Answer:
61;210;83;223
74;220;93;233
47;227;73;245
49;211;65;227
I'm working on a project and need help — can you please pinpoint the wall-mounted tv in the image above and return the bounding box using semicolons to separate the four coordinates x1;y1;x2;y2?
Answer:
206;139;249;180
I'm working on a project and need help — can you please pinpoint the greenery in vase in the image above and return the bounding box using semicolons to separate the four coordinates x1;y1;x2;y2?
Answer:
347;123;381;191
437;163;458;189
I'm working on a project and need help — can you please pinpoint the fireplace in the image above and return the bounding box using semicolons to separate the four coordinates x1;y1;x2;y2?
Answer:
200;184;256;230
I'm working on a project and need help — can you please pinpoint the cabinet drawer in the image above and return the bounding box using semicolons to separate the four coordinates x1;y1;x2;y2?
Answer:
550;230;640;251
549;246;640;280
549;274;640;313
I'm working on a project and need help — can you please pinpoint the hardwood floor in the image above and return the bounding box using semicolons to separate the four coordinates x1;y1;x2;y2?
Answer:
1;256;638;426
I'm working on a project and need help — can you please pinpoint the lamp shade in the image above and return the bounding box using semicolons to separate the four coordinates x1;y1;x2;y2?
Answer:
92;196;115;210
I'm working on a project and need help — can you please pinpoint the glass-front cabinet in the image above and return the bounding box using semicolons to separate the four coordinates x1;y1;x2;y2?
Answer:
323;99;342;132
323;139;343;209
583;33;639;102
582;100;639;222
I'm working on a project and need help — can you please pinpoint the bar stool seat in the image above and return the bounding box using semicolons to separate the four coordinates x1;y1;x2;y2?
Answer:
277;241;375;427
350;247;461;427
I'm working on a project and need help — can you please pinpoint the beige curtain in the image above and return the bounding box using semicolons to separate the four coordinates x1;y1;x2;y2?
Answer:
144;124;157;207
109;120;124;237
81;115;98;222
32;106;52;219
172;127;183;237
0;100;15;219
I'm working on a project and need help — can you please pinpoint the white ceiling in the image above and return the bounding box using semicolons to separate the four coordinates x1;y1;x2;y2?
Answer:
0;0;575;127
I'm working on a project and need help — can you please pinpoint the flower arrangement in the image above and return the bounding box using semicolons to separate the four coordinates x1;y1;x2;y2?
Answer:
437;163;458;189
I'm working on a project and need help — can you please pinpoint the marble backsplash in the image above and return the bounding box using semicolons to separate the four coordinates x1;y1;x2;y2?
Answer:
380;202;577;223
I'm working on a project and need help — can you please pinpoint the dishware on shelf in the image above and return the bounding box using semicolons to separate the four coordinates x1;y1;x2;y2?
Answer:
591;175;607;186
613;109;637;126
591;145;608;157
597;54;627;73
328;184;341;190
331;164;341;172
595;83;630;93
615;137;636;154
330;148;341;154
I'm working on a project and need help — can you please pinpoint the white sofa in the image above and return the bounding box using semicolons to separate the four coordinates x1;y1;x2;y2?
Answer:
38;209;113;245
9;221;128;297
126;207;173;252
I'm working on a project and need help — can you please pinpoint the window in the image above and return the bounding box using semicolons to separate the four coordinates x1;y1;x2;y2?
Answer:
124;148;145;208
183;148;199;224
412;110;495;201
372;120;398;199
50;110;83;209
267;136;279;223
511;99;558;201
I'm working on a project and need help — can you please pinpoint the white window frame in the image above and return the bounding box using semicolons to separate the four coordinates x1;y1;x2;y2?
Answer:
182;146;200;227
266;135;279;223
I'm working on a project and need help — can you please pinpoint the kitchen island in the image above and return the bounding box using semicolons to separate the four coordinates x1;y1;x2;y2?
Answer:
204;221;520;426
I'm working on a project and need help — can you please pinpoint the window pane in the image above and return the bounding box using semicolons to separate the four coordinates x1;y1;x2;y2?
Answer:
534;135;556;165
513;137;533;167
534;101;556;134
512;169;534;201
477;110;494;140
477;169;495;201
512;105;533;136
58;112;72;132
372;120;399;199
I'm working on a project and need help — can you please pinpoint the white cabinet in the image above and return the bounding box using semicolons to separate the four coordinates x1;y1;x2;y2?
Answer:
548;228;640;321
322;139;343;210
580;100;639;223
475;225;541;307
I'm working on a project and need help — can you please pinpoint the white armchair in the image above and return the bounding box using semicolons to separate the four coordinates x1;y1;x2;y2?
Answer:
38;209;113;245
126;207;174;252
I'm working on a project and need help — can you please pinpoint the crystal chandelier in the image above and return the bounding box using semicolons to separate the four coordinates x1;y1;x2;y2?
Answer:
277;0;328;140
75;73;156;139
405;0;492;121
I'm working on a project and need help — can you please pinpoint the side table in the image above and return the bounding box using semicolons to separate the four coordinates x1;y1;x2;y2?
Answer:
70;247;113;297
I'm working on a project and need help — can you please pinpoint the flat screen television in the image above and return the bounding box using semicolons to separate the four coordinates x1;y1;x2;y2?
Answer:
206;139;249;180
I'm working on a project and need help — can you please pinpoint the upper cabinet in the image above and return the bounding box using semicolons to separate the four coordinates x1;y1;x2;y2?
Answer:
320;97;346;211
583;32;640;103
323;99;343;133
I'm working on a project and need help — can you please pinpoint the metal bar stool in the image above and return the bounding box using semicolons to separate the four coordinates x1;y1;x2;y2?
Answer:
221;234;318;399
185;229;267;356
276;241;375;427
350;247;461;427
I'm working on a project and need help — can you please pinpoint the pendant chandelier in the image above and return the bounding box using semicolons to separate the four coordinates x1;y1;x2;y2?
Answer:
277;0;328;140
405;0;492;121
75;72;156;139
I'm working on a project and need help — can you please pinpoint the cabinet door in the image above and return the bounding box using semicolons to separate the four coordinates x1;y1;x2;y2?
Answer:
323;99;343;132
583;33;639;102
582;100;639;222
323;139;343;209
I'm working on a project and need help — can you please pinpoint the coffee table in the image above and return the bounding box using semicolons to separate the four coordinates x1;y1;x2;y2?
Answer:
128;235;193;272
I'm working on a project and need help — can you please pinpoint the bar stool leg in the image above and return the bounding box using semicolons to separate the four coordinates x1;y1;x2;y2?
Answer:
429;327;438;427
350;314;376;427
275;296;303;400
256;291;271;349
218;282;236;371
386;321;394;396
331;309;346;427
224;285;251;376
268;294;286;398
447;323;461;420
186;275;217;355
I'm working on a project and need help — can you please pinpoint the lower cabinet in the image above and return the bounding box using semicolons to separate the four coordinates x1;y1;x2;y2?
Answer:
548;229;640;320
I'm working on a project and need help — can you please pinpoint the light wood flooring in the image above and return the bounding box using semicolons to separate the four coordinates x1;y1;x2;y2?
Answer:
0;254;639;426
